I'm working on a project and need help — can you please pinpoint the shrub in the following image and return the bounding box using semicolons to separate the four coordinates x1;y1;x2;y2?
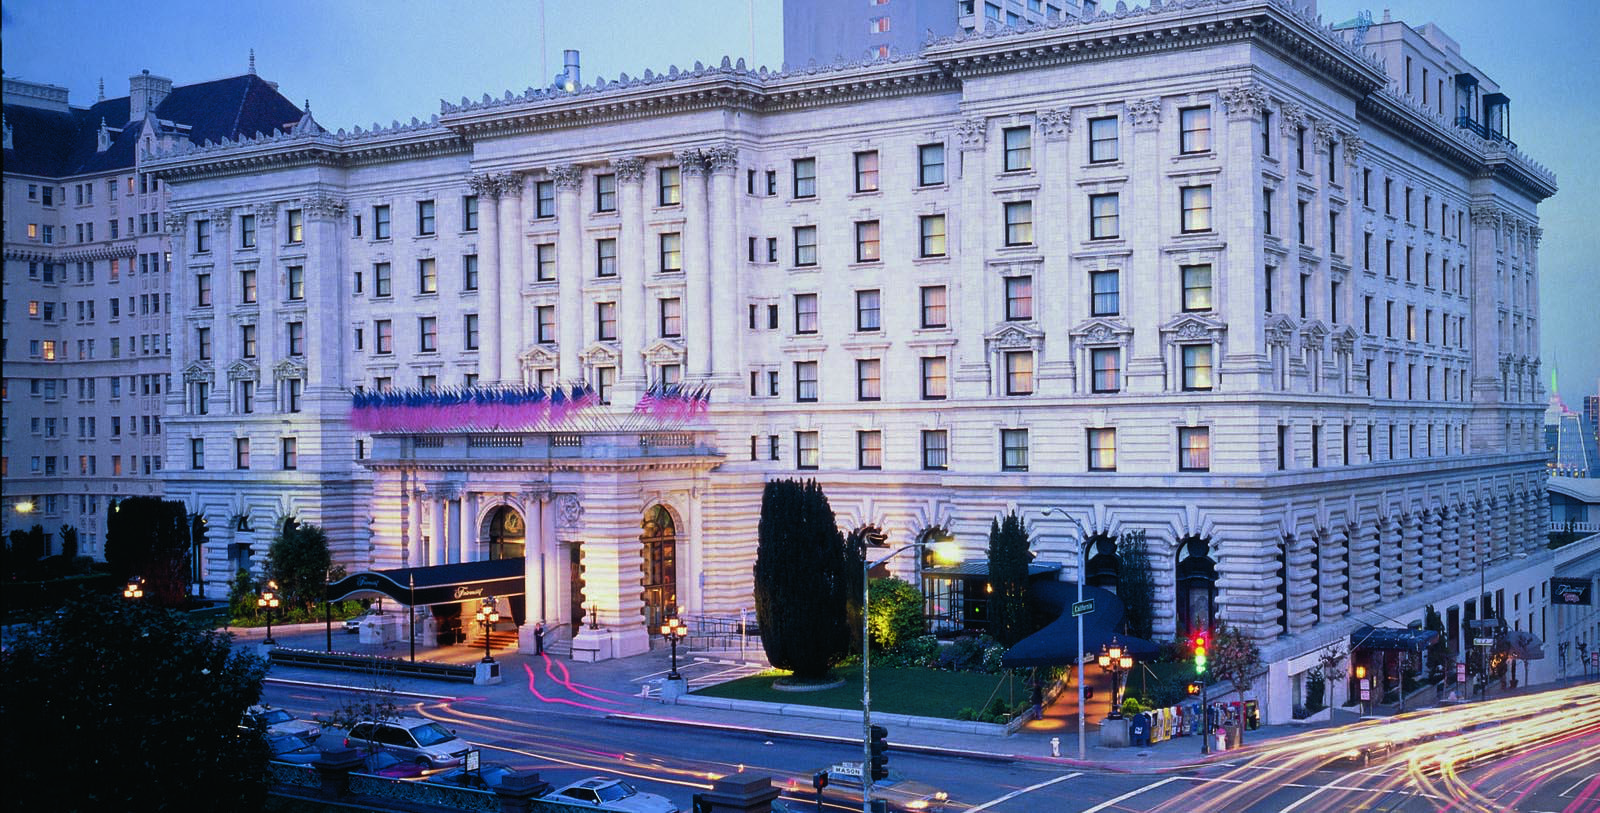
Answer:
1121;697;1144;716
981;644;1008;674
867;577;925;651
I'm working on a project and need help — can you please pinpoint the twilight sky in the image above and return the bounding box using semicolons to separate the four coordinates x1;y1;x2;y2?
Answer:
4;0;1594;403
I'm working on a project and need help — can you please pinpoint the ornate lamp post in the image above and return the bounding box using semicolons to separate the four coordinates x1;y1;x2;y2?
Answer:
1096;639;1135;718
474;597;500;664
660;616;689;680
122;576;145;600
258;580;280;645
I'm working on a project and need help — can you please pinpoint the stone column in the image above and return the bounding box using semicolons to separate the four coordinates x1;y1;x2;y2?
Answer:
1459;501;1483;577
516;489;548;653
1124;98;1166;392
253;204;279;406
1400;513;1423;594
953;117;991;392
615;157;648;399
1218;84;1273;388
496;173;525;383
471;175;502;384
164;212;191;418
705;144;740;384
1439;506;1461;580
1036;109;1072;394
552;165;584;380
1420;508;1442;586
303;195;347;408
432;492;448;567
566;488;650;662
1213;523;1282;644
678;150;711;378
1287;535;1317;633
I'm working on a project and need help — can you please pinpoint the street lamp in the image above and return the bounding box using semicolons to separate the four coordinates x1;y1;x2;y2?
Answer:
122;576;145;600
861;532;960;813
1096;639;1135;718
1355;664;1368;716
474;597;500;664
1039;507;1091;761
660;616;689;680
258;580;280;645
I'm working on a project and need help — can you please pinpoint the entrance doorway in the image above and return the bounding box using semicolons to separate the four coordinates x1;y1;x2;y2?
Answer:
641;505;677;632
486;506;526;561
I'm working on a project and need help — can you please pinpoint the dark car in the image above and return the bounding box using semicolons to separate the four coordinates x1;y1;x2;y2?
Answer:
266;734;322;765
421;762;531;792
358;751;428;779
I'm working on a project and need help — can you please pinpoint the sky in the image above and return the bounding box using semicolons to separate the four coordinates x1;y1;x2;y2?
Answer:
4;0;1595;402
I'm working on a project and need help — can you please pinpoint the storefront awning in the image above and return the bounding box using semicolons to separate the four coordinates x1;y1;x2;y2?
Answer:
920;561;1063;578
1002;580;1159;668
1351;625;1439;653
326;558;523;607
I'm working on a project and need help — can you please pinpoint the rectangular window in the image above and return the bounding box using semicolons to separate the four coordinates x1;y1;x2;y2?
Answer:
1261;110;1274;156
280;264;303;301
1263;188;1274;236
659;232;682;273
596;301;618;341
794;226;817;266
1090;193;1119;239
796;431;819;470
857;431;883;470
535;180;555;218
1089;116;1119;163
287;321;305;356
854;151;880;193
856;289;881;332
1278;425;1289;469
1179;106;1212;153
1178;427;1210;472
1089;269;1120;317
1088;427;1116;471
191;438;205;470
241;325;257;358
240;214;257;248
235;438;251;469
462;195;479;231
596;238;618;277
281;438;297;470
792;157;817;198
195;220;211;253
418;316;437;352
1297;200;1308;244
536;244;556;281
1091;347;1121;393
919;143;946;186
919;214;947;257
659;166;681;206
240;268;258;303
920;286;948;328
196;327;212;360
1312;425;1323;467
1296;126;1307;171
374;262;392;297
463;254;479;290
1181;264;1213;312
595;173;617;212
922;430;949;470
1005;275;1033;321
1181;186;1212;233
464;313;480;350
794;293;818;334
795;361;819;402
195;274;212;307
1005;351;1034;395
287;208;305;243
659;298;682;337
1003;126;1032;171
856;220;881;262
921;356;948;400
857;359;882;401
1004;201;1033;246
417;199;436;235
375;320;393;354
1182;344;1214;391
536;306;555;343
1002;429;1030;472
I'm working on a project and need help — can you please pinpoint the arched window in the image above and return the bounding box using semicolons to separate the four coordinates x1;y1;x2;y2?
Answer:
1085;532;1120;591
486;506;525;561
1175;535;1217;635
641;506;677;632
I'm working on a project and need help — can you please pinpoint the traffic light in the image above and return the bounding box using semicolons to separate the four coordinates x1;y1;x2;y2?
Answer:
1192;632;1209;676
869;724;889;781
812;770;828;791
1185;681;1203;696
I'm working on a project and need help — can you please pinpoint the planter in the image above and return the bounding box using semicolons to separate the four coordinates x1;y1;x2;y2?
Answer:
1099;716;1130;748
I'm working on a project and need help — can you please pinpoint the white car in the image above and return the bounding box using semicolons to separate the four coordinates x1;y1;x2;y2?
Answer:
246;705;322;742
544;776;679;813
343;717;472;769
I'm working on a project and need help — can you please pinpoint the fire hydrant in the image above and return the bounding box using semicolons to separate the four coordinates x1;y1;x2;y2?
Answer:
1213;727;1227;752
1050;737;1060;758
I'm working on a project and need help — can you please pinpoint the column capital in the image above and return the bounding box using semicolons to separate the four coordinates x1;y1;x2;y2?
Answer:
1313;120;1339;150
1037;109;1071;140
469;172;500;198
1126;98;1162;131
1219;83;1270;119
165;211;189;235
252;202;278;225
303;193;347;221
703;144;740;174
1342;135;1364;167
613;156;647;184
676;149;708;176
956;117;987;150
550;164;584;191
494;171;524;197
207;207;233;229
1278;101;1306;135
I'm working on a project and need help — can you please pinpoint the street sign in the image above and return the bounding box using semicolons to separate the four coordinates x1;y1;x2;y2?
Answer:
465;750;480;772
1071;600;1095;617
1456;662;1467;682
1360;689;1371;700
830;762;862;778
1473;637;1495;647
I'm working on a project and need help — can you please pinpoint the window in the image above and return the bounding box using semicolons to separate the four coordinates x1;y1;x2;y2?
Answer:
1179;107;1211;153
1004;201;1033;246
1090;193;1119;239
596;302;618;341
919;214;947;257
1178;427;1210;471
287;378;304;413
462;195;479;231
196;327;212;360
854;151;880;193
240;214;257;248
286;265;305;300
853;358;883;401
1181;186;1212;233
1329;211;1339;253
856;220;881;262
418;316;437;352
856;290;881;332
1181;264;1213;312
287;322;305;357
922;430;949;470
1182;344;1213;390
281;438;297;470
659;233;682;273
463;254;479;290
417;200;436;235
791;293;820;334
795;361;819;402
240;268;258;303
374;262;392;297
463;313;480;350
659;298;682;337
536;244;556;282
1005;351;1034;395
372;205;390;240
1091;348;1121;393
191;439;205;470
1003;126;1032;171
535;180;555;218
235;438;250;469
794;226;818;266
919;143;946;186
659;166;681;206
1263;188;1275;236
595;366;615;404
1090;270;1119;316
241;325;257;358
921;356;948;400
1262;110;1274;156
596;238;617;277
536;306;555;343
1002;429;1030;472
1296;126;1307;171
1005;275;1033;321
766;237;778;263
1089;116;1119;162
796;431;819;469
375;320;393;354
857;431;883;470
1087;427;1116;470
196;274;212;307
792;157;816;198
1297;200;1308;244
920;286;948;328
595;173;617;212
195;220;211;252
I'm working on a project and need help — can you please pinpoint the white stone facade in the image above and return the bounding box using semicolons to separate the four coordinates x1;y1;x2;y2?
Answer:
143;0;1556;721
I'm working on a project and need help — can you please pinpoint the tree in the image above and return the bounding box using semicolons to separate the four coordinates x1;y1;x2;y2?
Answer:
987;511;1032;646
105;496;192;606
867;577;924;651
1313;644;1346;711
754;479;861;680
1423;604;1451;681
1210;625;1263;740
58;524;79;560
5;525;48;577
267;519;336;610
0;594;270;811
1116;530;1156;641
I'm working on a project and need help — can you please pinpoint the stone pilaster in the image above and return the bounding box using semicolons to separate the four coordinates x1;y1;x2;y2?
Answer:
496;173;525;384
470;173;501;383
253;204;279;406
1400;512;1422;594
551;165;584;380
678;150;711;378
1490;495;1510;561
615;157;648;399
953;117;990;391
1439;506;1461;580
302;195;346;403
1325;524;1350;618
1287;534;1318;633
706;144;740;385
1124;98;1165;392
1379;515;1402;602
1347;515;1379;611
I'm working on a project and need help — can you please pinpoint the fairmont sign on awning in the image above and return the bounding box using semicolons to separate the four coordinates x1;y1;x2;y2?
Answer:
1552;577;1593;606
326;559;523;607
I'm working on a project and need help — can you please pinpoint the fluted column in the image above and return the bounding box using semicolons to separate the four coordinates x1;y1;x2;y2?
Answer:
496;174;525;383
705;144;740;382
678;150;711;378
552;165;584;380
253;204;279;406
1439;506;1461;579
471;175;502;384
615;157;648;398
1420;508;1442;586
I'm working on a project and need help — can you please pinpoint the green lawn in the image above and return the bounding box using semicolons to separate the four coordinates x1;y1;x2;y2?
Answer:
692;665;1032;720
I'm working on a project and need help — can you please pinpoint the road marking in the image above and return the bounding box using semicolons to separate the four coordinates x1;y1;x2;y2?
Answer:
1562;772;1598;798
966;772;1082;812
1080;777;1182;813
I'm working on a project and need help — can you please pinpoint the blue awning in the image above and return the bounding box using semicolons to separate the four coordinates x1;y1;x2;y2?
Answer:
1351;625;1439;652
1001;580;1159;668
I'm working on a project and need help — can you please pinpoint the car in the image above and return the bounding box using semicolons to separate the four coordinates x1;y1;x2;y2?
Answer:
246;705;322;742
266;734;322;765
344;608;385;632
422;762;540;792
343;716;472;769
787;763;951;812
543;776;679;813
357;751;428;779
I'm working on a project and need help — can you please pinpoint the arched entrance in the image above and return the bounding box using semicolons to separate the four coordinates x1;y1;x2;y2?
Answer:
1175;535;1217;635
640;505;677;632
486;505;525;561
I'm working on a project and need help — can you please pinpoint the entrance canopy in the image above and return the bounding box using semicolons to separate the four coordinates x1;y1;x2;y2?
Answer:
1002;580;1159;668
1351;625;1439;653
327;559;523;607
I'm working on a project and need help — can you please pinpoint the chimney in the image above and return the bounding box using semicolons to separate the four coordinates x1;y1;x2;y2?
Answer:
563;49;581;91
128;69;173;124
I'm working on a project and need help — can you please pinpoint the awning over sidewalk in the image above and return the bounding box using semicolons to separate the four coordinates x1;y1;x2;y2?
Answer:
326;559;523;607
1002;580;1159;668
1350;625;1439;653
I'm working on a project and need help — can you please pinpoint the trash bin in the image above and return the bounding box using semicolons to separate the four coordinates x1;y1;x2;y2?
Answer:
1225;722;1243;749
1130;712;1150;747
1245;699;1261;731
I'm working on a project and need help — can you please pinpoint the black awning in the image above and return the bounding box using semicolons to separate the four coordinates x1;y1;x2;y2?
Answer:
326;558;524;607
1001;580;1159;668
1351;625;1439;653
921;561;1063;578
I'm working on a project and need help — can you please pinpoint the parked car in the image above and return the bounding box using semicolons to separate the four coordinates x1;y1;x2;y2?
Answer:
543;776;678;812
421;762;532;792
343;717;472;769
357;751;428;779
344;608;386;632
246;705;322;742
266;734;322;765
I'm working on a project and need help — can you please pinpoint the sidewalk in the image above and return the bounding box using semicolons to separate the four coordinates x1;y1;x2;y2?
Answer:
252;623;1308;773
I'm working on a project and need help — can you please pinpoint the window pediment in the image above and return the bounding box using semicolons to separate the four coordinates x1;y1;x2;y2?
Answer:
1333;325;1358;353
519;345;559;369
1069;317;1133;346
183;361;214;384
226;359;259;382
580;343;619;366
642;338;685;364
1264;313;1297;347
272;358;306;381
1160;313;1226;344
984;321;1045;350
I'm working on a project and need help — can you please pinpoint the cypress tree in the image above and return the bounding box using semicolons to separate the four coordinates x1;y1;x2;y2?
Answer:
987;510;1032;646
754;479;859;680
